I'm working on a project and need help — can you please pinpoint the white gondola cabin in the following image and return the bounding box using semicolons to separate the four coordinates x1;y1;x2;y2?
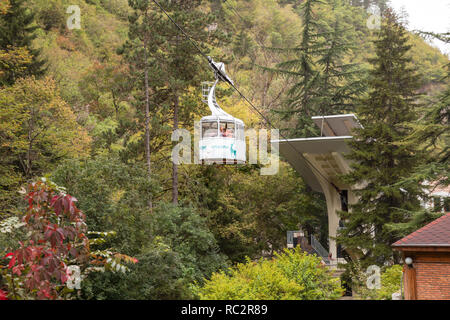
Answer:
199;60;246;164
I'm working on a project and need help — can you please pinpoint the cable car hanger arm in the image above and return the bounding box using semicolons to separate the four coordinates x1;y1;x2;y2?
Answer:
207;56;234;86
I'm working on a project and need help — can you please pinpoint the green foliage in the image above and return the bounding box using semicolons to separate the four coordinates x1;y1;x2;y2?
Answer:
81;238;194;300
341;259;376;299
338;10;427;267
197;247;344;300
391;61;449;235
0;0;10;15
0;76;90;214
51;156;156;253
349;0;388;10
265;0;326;137
385;209;445;240
0;0;46;83
180;164;327;263
263;0;366;138
150;203;228;283
36;0;66;32
0;216;26;258
78;203;227;300
0;45;32;85
376;264;402;300
0;179;137;300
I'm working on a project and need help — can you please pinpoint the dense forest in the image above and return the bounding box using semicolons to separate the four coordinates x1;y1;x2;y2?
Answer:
0;0;448;300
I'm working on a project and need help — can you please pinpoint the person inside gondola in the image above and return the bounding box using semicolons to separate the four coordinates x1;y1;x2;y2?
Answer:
221;123;232;138
220;126;227;137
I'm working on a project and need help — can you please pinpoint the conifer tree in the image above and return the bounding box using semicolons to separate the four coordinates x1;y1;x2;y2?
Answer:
121;0;222;206
0;0;46;84
387;59;449;236
288;0;323;137
263;0;324;138
157;0;219;204
315;0;365;128
266;0;363;137
337;10;426;267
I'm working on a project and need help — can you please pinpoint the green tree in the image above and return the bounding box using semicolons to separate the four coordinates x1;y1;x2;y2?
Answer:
268;0;325;138
387;54;449;237
0;0;46;84
337;10;426;267
343;263;403;300
51;156;156;252
121;0;224;205
79;56;132;120
150;203;228;283
81;238;195;300
266;0;364;137
315;0;365;121
0;0;10;15
0;77;90;214
0;179;138;300
119;0;158;210
180;164;327;263
376;264;403;300
0;45;32;86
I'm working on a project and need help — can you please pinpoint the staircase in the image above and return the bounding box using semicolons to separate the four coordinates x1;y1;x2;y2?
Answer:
294;234;346;270
310;234;330;265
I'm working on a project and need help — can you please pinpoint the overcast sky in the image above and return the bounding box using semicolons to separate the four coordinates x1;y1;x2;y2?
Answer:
388;0;450;56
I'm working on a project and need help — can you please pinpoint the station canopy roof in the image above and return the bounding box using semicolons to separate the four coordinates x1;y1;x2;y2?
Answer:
272;114;361;193
311;114;361;137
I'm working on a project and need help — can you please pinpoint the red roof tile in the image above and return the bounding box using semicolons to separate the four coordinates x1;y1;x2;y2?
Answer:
392;213;450;247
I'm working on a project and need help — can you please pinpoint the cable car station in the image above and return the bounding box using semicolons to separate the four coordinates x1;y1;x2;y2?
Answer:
273;114;362;267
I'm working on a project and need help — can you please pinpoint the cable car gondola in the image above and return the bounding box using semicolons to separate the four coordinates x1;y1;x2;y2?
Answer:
199;59;246;165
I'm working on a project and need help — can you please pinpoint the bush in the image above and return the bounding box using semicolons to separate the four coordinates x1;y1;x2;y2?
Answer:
197;248;344;300
376;265;403;300
81;238;194;300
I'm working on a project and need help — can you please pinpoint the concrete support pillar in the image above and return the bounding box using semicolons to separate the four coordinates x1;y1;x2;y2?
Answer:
312;169;340;261
324;183;340;261
303;152;355;264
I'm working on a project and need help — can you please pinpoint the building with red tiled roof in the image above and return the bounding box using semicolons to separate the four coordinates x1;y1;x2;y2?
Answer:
392;213;450;300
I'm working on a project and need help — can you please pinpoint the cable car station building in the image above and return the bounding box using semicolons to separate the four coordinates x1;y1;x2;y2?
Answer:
273;114;362;266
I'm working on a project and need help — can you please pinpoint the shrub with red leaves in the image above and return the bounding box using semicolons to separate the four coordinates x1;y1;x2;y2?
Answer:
0;289;7;300
2;180;91;299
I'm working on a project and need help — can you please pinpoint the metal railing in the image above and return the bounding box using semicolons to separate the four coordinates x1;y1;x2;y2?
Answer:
310;235;330;264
